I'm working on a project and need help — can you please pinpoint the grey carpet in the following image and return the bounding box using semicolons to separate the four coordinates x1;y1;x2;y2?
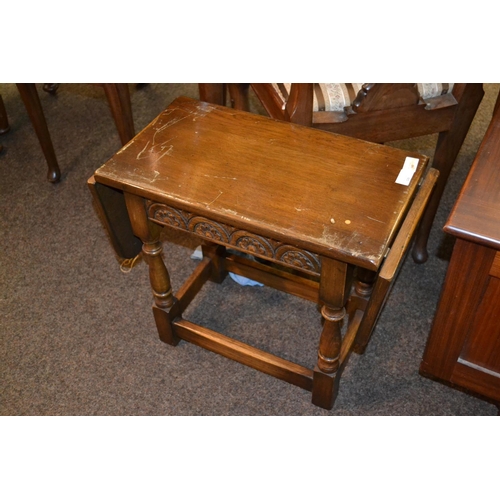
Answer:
1;83;498;415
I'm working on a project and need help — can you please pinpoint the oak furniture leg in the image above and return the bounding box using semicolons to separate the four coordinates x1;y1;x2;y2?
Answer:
0;94;10;134
124;192;180;346
411;83;484;263
102;83;136;146
312;258;352;409
202;243;228;284
350;268;377;354
42;83;60;94
0;94;8;153
227;83;250;111
16;83;61;182
198;84;226;105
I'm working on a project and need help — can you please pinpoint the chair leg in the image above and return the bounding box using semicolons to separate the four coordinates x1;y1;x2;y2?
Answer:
102;84;135;146
227;84;250;111
198;84;226;105
43;84;60;94
0;94;10;134
411;84;484;263
494;88;500;118
16;83;61;183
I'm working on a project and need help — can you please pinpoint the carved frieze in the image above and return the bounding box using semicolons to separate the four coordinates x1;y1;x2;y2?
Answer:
147;201;321;275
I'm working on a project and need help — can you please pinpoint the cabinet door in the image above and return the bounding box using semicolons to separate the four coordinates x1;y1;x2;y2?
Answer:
452;250;500;399
420;240;500;402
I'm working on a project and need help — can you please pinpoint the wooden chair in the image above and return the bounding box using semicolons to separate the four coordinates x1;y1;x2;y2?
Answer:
12;83;136;182
199;83;484;263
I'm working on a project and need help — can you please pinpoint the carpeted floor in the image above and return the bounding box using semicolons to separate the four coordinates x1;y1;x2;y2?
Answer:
1;82;498;415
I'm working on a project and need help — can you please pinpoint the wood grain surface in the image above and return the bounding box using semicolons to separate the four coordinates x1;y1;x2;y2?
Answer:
95;96;428;269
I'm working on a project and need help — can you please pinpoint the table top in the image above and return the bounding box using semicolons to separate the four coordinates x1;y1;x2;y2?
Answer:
95;97;428;270
445;106;500;251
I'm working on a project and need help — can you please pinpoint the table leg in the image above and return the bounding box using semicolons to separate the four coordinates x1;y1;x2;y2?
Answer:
351;268;377;354
124;192;180;346
16;83;61;182
312;258;353;409
202;243;228;283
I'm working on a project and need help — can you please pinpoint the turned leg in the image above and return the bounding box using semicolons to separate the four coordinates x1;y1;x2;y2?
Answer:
16;83;61;182
351;268;378;354
412;83;484;263
124;192;180;345
312;258;353;409
317;305;344;374
346;267;376;322
102;83;135;146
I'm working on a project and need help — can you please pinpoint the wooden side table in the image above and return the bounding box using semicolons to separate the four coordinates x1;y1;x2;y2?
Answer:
89;97;437;409
420;105;500;407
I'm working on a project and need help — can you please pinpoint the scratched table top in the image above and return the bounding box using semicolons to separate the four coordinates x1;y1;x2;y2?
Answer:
95;96;428;270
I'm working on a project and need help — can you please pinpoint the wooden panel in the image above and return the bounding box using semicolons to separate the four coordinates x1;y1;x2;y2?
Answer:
491;251;500;278
94;96;428;270
460;276;500;373
420;239;497;381
147;201;322;276
452;361;500;402
381;168;439;281
87;176;142;260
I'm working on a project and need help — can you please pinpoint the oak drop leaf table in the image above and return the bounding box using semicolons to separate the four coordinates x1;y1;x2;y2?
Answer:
89;97;437;410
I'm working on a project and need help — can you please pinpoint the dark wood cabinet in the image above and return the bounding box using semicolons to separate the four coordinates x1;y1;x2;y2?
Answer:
420;105;500;406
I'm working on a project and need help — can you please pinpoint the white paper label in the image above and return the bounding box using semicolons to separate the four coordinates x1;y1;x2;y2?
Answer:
395;157;419;186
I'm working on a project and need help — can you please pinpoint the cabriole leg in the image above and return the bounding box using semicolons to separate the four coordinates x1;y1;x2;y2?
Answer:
16;83;61;182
